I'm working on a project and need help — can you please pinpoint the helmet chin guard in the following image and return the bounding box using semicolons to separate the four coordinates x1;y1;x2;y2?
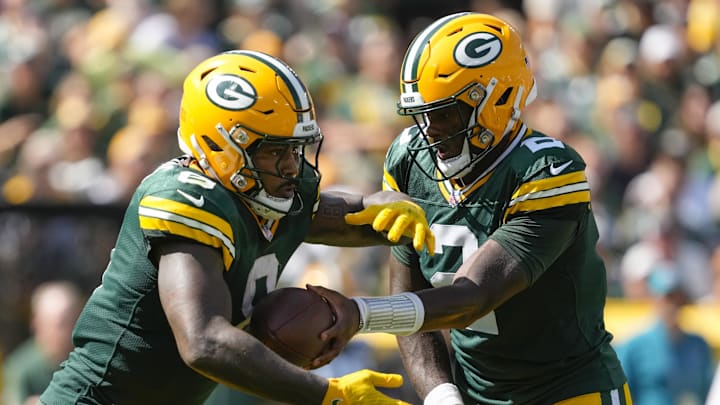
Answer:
436;138;475;179
245;189;298;220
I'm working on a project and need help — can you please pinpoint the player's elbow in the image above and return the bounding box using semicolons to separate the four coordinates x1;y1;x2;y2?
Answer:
177;333;220;370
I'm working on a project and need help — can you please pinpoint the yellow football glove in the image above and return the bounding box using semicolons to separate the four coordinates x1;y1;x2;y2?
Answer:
345;200;435;255
322;369;409;405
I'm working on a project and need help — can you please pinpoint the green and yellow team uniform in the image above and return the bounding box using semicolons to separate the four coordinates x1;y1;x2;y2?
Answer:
41;156;319;405
384;125;628;404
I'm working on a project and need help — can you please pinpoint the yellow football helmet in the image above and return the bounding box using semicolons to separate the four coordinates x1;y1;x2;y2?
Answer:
178;50;323;219
398;12;537;180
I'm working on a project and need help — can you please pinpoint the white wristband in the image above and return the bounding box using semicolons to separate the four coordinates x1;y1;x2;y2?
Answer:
352;292;424;335
424;383;464;405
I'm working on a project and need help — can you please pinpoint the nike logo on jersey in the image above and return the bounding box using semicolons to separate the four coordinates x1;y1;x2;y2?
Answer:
549;160;573;176
177;189;205;207
331;400;342;405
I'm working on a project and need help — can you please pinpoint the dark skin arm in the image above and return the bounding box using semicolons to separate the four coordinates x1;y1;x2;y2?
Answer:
416;239;529;330
390;254;455;401
310;238;530;366
305;190;414;246
304;189;418;367
156;240;328;403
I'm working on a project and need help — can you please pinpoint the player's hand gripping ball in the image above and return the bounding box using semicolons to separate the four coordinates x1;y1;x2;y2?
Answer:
248;287;336;369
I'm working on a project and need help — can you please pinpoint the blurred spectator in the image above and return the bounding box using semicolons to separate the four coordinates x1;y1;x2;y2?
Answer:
2;281;85;405
0;113;42;178
0;59;50;121
2;129;62;203
616;266;715;405
620;153;687;238
318;15;407;192
636;24;687;135
87;126;171;204
619;215;712;300
128;0;223;57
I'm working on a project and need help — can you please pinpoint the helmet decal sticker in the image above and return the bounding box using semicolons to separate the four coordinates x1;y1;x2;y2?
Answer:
454;32;503;68
206;74;257;111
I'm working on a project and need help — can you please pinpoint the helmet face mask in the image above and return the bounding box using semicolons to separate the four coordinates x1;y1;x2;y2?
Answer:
178;50;323;219
242;137;322;219
398;12;537;182
403;85;496;181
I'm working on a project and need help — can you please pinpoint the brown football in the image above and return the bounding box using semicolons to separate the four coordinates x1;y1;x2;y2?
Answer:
248;287;335;369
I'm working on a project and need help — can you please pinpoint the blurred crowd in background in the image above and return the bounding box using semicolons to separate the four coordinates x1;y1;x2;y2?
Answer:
1;0;720;402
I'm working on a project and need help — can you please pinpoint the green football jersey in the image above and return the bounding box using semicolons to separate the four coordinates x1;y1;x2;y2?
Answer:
384;125;626;404
41;156;319;405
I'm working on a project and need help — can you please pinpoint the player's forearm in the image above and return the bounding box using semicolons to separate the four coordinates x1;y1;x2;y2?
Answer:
305;190;393;246
415;240;530;331
397;331;455;400
184;328;327;404
354;280;490;335
416;278;498;331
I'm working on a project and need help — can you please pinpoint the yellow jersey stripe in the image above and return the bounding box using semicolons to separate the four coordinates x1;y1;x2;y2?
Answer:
438;179;453;202
505;185;591;219
437;124;529;206
383;168;400;191
553;382;631;405
138;215;234;270
438;173;493;206
138;205;235;259
554;391;601;405
509;181;590;208
139;196;233;242
511;171;586;200
623;383;633;405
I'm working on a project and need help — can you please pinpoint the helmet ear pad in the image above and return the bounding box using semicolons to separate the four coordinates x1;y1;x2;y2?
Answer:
193;131;259;194
451;99;494;151
468;128;494;150
465;83;523;150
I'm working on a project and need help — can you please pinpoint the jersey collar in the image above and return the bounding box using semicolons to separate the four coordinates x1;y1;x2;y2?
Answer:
438;124;530;207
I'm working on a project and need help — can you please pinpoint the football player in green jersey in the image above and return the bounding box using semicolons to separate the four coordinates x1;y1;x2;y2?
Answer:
312;12;631;405
40;50;435;405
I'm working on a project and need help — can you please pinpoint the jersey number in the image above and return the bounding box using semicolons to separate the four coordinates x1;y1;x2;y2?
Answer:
429;224;499;335
178;171;217;189
522;136;565;153
242;254;280;320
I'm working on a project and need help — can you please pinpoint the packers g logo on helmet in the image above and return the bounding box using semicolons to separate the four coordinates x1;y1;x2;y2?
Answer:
206;74;257;111
454;32;503;68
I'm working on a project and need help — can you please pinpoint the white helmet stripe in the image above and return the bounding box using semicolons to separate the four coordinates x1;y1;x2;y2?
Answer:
401;12;470;95
231;50;313;124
